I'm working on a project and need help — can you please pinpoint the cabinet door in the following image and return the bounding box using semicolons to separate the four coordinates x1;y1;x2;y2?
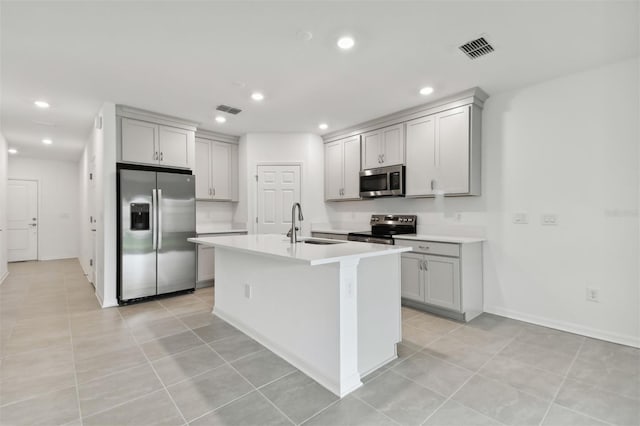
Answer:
381;124;405;166
158;125;191;169
197;245;215;282
324;140;343;200
194;138;212;199
424;255;460;311
342;136;361;199
361;130;382;170
401;253;424;302
405;116;436;196
211;142;231;200
230;144;239;202
121;118;158;165
435;106;470;194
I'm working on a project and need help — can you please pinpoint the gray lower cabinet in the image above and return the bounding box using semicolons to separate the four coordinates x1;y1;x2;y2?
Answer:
401;253;460;311
397;238;482;322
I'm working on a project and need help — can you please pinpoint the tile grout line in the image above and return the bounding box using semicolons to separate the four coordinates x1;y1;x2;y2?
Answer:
163;295;309;425
537;338;616;426
418;333;518;426
297;398;343;425
115;306;190;426
163;297;299;425
64;275;85;426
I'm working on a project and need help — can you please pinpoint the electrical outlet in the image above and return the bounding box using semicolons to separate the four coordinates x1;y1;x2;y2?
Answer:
512;213;528;224
541;214;558;225
586;287;599;302
244;284;252;299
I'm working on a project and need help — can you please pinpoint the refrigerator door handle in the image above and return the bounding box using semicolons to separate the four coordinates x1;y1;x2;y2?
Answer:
152;189;157;250
157;189;163;250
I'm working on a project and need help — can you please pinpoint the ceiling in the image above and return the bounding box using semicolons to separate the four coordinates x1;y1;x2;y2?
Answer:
2;1;638;161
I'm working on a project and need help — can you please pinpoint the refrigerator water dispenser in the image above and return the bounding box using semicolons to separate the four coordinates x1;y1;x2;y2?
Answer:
130;203;150;230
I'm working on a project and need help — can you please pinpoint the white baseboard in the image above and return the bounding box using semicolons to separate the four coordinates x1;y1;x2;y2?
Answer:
485;305;640;348
214;307;362;397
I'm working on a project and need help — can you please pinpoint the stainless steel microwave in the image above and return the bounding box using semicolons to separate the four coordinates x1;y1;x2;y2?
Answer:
359;165;405;198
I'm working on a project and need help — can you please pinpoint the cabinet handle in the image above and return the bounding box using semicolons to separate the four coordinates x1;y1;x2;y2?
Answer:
209;188;212;196
160;152;163;161
430;179;435;190
154;151;158;160
381;154;385;163
418;261;423;271
423;260;428;271
418;245;430;250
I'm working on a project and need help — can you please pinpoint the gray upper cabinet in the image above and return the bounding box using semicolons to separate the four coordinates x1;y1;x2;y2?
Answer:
322;88;487;199
406;105;481;196
325;135;361;201
361;123;405;169
121;118;158;165
157;125;192;169
117;107;197;170
194;135;239;202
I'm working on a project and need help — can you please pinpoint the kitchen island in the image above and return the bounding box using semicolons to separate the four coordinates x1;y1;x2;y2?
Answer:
188;234;411;397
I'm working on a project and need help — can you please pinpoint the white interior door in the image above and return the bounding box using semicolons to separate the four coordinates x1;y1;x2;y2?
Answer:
257;165;301;234
8;180;38;262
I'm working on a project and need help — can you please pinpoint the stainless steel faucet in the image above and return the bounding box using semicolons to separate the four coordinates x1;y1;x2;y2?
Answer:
288;202;304;243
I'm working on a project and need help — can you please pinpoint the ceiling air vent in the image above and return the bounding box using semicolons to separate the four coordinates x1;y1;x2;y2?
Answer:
459;37;495;59
216;104;242;115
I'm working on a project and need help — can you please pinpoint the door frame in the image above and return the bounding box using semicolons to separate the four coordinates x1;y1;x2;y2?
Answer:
254;162;303;235
7;178;40;261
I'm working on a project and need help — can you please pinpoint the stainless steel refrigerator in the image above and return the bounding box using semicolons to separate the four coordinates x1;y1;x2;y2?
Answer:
117;165;196;303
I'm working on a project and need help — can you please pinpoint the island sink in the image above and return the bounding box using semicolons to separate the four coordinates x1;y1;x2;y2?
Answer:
300;238;345;245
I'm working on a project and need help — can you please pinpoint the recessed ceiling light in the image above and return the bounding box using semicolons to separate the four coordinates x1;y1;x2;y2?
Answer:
318;123;328;130
215;116;226;123
42;138;53;145
8;148;17;154
337;36;355;50
419;86;434;96
34;100;50;108
251;92;264;101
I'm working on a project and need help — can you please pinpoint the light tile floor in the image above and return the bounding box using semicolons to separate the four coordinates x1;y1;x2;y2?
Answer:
0;259;638;425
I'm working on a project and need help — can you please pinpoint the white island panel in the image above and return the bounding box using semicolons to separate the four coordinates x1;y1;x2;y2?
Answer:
189;234;408;397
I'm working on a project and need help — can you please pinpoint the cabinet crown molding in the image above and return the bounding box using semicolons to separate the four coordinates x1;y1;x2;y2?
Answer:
116;105;199;131
195;129;240;144
322;87;489;143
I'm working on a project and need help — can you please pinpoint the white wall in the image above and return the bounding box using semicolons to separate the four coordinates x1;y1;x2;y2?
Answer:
78;103;117;307
0;132;8;282
481;58;639;346
235;133;328;235
7;157;80;261
327;58;640;347
196;201;236;230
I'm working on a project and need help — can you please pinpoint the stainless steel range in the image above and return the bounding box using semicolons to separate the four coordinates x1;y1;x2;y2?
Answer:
347;214;417;245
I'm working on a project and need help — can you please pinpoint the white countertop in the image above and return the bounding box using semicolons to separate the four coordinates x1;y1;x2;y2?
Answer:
394;234;486;244
188;234;411;266
196;227;248;235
